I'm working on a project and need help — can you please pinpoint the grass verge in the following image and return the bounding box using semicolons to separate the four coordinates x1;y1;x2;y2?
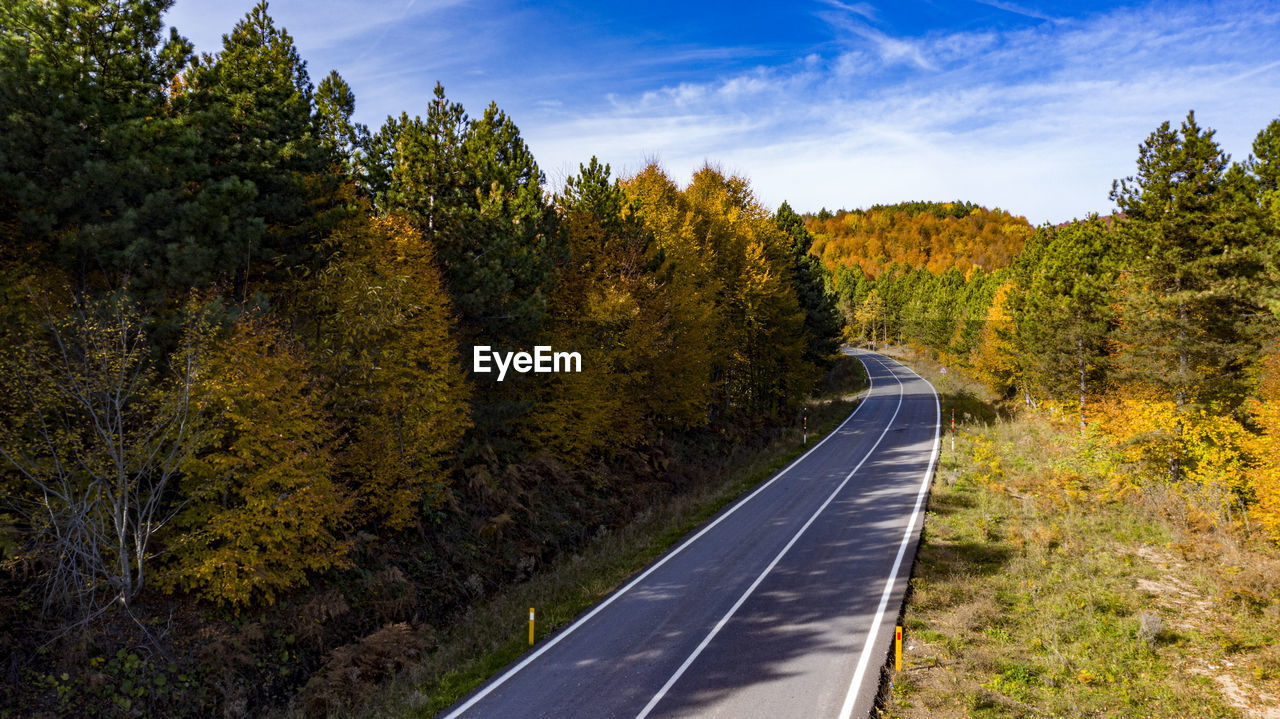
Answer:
878;349;1280;719
333;355;869;719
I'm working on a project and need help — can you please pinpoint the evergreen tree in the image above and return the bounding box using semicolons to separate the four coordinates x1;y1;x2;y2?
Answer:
831;264;870;333
180;1;341;295
1110;111;1269;479
315;70;369;181
389;85;559;347
1017;219;1118;432
1245;118;1280;317
774;202;842;363
0;0;264;303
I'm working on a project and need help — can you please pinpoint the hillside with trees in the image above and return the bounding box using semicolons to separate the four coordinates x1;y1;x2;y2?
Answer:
0;2;842;715
3;1;1280;717
830;111;1280;543
806;201;1033;278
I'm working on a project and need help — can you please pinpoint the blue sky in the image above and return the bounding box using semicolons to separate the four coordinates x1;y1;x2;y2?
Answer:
165;1;1280;224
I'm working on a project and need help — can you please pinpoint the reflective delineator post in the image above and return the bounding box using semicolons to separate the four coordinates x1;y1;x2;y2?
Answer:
529;608;535;645
803;407;808;444
895;625;903;671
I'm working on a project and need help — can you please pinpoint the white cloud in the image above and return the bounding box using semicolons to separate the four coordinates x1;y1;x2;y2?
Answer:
971;0;1062;23
526;1;1280;224
165;0;467;55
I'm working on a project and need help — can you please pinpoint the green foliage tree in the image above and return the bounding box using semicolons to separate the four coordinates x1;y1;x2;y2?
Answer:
774;202;842;363
386;85;558;345
179;1;344;295
1245;118;1280;317
0;0;266;305
315;70;370;181
832;264;870;333
1013;220;1118;431
1110;111;1270;479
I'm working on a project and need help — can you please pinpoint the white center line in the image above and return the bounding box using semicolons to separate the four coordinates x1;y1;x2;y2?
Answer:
635;354;904;719
442;350;881;719
837;356;941;719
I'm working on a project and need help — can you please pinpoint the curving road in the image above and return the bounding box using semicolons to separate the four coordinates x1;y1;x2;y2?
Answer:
440;350;940;719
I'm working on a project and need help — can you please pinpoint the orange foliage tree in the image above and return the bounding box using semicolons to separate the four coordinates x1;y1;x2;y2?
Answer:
165;313;350;608
807;203;1032;279
1246;347;1280;540
306;214;471;530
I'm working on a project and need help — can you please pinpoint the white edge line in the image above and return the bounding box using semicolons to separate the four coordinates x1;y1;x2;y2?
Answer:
442;349;880;719
635;352;902;719
837;354;941;719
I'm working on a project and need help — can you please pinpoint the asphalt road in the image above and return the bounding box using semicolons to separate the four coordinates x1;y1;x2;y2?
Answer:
441;350;940;719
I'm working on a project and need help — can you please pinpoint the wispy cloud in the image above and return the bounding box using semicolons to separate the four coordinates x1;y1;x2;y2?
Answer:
818;4;937;71
526;1;1280;224
164;0;1280;223
971;0;1062;23
816;0;879;22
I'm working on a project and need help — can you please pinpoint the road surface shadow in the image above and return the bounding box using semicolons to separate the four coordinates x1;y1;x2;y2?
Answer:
644;440;975;717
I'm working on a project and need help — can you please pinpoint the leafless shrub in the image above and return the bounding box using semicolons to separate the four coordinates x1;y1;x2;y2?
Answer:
1138;611;1162;647
0;289;207;628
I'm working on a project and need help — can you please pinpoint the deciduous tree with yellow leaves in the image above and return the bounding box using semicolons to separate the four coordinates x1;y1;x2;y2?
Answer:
165;312;349;608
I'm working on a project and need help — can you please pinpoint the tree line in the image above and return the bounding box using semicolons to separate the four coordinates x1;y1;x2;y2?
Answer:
821;112;1280;540
810;202;1032;279
0;1;842;714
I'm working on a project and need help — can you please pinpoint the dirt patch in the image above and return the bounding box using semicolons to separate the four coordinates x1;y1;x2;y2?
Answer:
1132;545;1217;629
1190;667;1280;719
1136;544;1280;717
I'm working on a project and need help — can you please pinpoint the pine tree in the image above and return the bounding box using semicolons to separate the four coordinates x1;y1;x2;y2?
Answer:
1245;118;1280;317
831;265;870;334
1110;111;1269;480
388;86;559;346
1017;219;1118;432
774;202;842;363
0;0;266;304
315;70;370;181
180;1;341;295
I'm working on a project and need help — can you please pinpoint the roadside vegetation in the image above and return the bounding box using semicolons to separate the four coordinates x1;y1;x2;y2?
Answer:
1;1;848;716
331;354;868;718
878;351;1280;719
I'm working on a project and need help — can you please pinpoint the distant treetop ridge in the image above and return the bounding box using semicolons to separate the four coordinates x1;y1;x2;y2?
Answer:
804;201;1032;277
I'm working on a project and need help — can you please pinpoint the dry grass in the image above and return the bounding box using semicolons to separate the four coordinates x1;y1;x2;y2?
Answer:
879;348;1280;719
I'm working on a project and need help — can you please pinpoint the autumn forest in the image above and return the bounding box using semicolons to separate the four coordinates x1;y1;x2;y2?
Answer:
2;1;1279;717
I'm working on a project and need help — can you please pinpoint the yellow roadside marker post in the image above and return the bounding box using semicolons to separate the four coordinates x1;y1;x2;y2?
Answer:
895;625;903;671
529;608;535;645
